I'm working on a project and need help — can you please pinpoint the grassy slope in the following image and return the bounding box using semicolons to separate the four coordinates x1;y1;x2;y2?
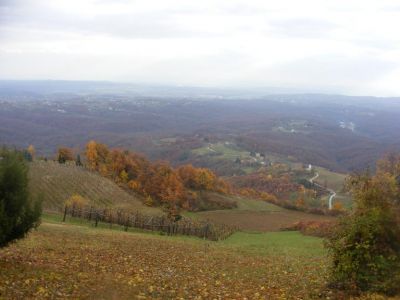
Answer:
313;166;352;207
313;166;347;192
29;161;161;214
0;216;330;299
192;142;249;159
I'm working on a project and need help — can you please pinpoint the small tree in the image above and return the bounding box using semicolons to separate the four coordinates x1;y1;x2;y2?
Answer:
27;145;35;161
0;150;42;247
64;194;89;217
326;169;400;295
65;194;89;209
57;147;74;164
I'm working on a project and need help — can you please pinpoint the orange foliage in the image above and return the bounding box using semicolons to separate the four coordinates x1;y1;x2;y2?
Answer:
237;187;278;204
229;171;301;197
128;180;140;192
85;140;98;170
332;201;344;211
295;197;305;208
286;220;336;237
177;164;231;193
27;144;35;160
83;141;230;211
65;194;89;209
139;161;185;207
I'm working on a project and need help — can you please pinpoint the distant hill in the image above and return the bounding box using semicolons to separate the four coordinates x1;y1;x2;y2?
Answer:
2;81;400;172
28;161;161;214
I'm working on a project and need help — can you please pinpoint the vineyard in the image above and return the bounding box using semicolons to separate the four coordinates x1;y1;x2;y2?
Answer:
63;204;236;241
28;161;160;214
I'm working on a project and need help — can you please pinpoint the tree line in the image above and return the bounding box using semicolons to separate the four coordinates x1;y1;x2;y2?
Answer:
50;141;232;213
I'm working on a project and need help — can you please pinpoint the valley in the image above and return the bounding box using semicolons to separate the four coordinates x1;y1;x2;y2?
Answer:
2;82;400;299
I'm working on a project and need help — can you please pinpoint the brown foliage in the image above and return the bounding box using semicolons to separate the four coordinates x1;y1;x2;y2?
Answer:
57;147;74;163
139;161;185;207
285;220;336;238
229;170;301;197
83;141;231;212
236;187;278;204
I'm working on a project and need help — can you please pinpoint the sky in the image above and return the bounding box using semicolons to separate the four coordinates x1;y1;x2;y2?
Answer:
1;0;400;96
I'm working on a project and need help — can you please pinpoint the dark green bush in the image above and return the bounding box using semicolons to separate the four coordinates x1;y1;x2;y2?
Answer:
0;149;42;247
326;209;400;294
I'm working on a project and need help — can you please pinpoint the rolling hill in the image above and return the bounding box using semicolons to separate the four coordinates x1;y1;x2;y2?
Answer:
28;160;161;215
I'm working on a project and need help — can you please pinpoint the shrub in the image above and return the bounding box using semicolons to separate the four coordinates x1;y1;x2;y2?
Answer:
285;220;335;238
57;147;74;164
325;169;400;295
0;150;42;247
65;194;89;209
326;209;400;294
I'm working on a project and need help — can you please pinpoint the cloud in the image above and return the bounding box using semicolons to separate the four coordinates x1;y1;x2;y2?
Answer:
0;0;400;96
268;18;338;39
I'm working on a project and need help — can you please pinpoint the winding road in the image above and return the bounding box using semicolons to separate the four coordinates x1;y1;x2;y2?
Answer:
308;171;336;210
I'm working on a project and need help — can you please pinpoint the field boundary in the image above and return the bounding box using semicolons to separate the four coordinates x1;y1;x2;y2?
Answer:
62;205;237;241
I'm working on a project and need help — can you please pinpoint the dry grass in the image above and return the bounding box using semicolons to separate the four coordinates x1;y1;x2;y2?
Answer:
29;161;160;214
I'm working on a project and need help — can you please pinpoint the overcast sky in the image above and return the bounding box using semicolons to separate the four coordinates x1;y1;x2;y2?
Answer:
1;0;400;96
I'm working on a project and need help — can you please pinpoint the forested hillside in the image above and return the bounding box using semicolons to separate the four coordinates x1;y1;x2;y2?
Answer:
2;87;400;173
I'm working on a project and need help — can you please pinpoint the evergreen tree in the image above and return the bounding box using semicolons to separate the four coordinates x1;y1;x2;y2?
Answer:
0;149;42;247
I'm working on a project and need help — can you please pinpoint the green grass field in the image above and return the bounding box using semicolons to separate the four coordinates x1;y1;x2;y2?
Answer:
192;142;250;159
233;196;283;212
222;231;325;257
313;166;347;192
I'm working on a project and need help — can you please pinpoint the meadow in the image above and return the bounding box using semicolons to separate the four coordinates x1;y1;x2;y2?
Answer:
313;166;352;208
0;215;331;299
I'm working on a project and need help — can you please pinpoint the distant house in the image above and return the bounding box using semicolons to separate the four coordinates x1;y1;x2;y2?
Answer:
306;164;312;171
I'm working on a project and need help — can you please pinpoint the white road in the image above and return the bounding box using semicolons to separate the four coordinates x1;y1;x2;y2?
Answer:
308;171;336;210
